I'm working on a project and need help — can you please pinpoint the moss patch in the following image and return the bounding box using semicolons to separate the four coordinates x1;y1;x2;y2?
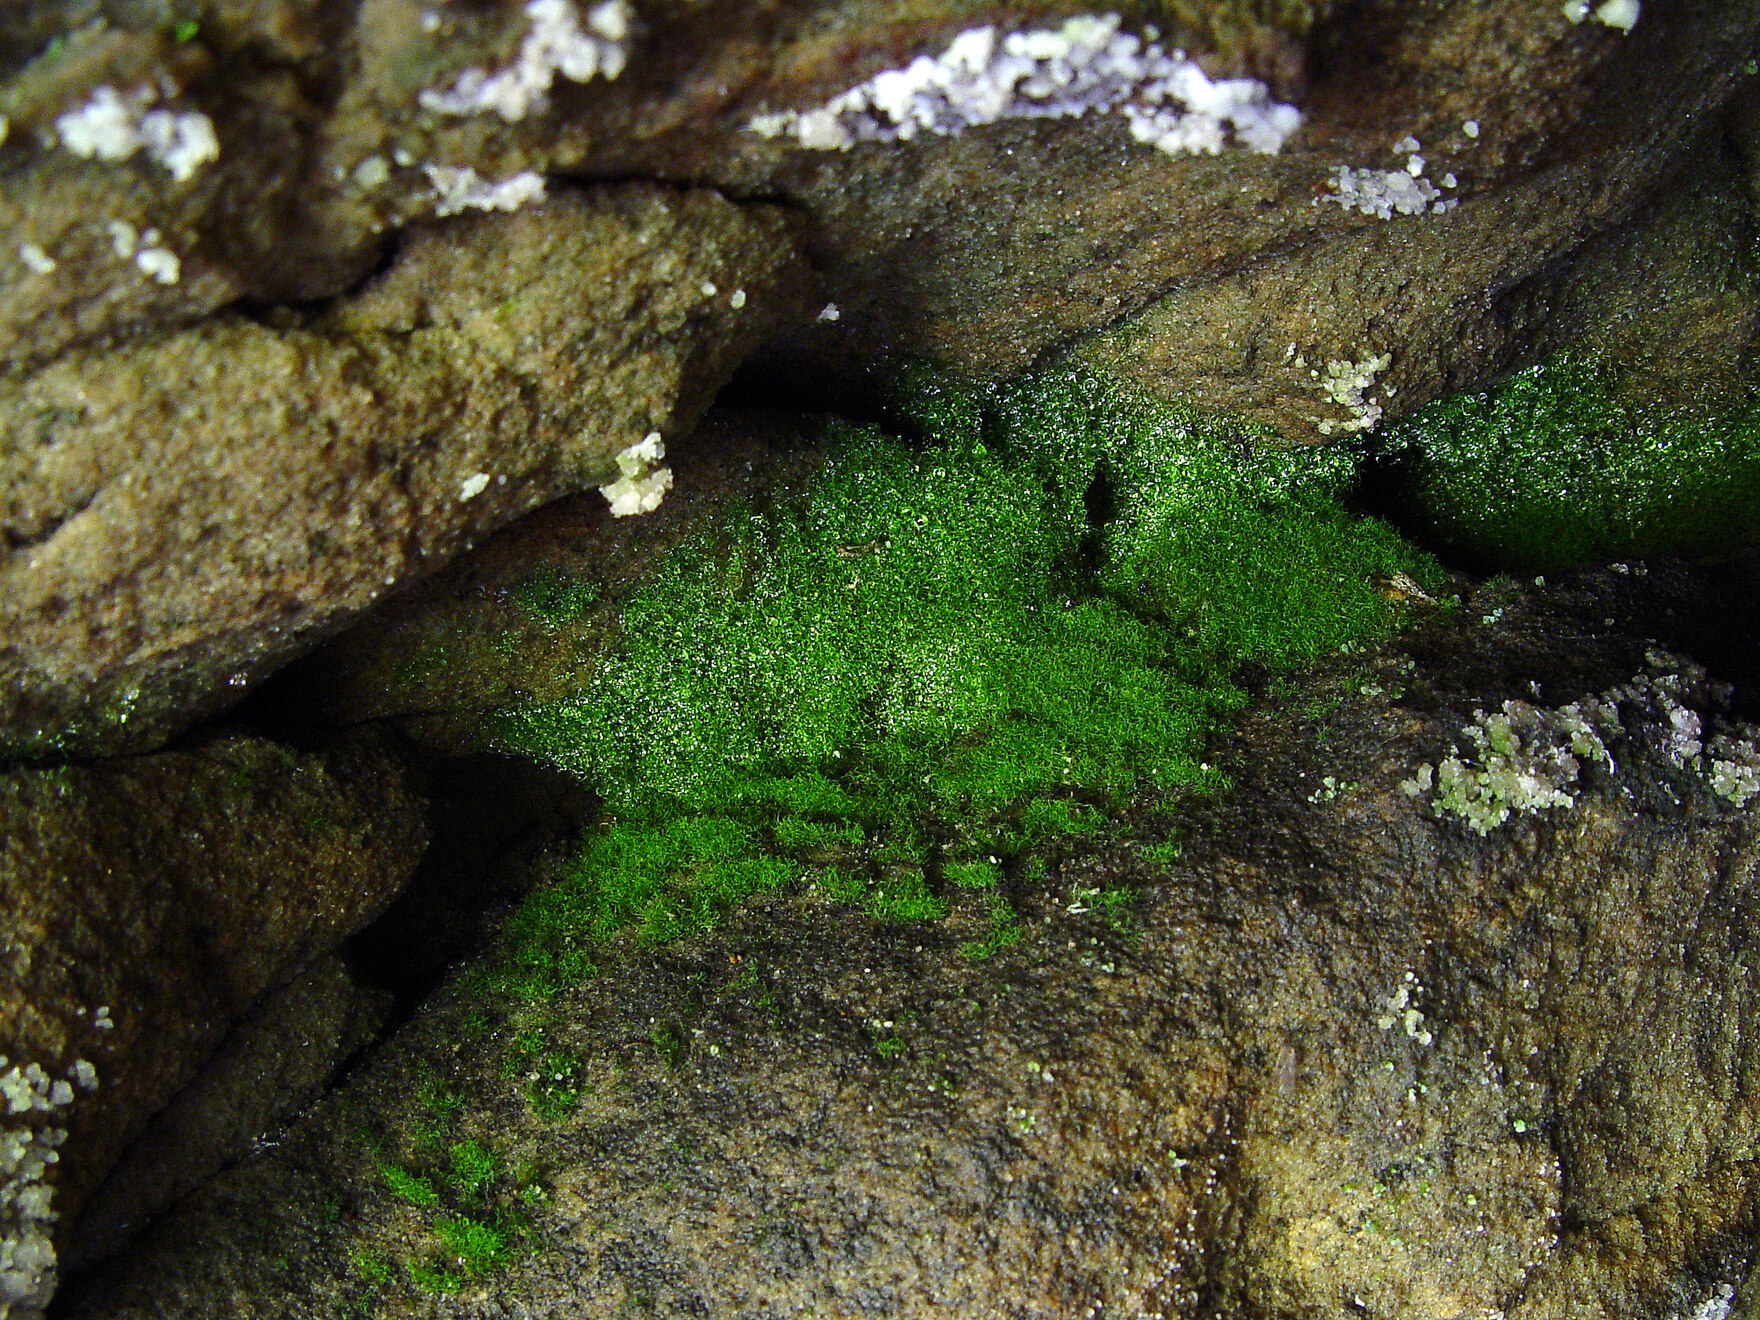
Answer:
493;365;1443;994
1371;354;1760;571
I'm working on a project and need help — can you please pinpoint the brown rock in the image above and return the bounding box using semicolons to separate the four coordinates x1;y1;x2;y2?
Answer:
251;408;832;753
3;0;1757;756
62;954;393;1273
0;187;811;755
0;732;425;1303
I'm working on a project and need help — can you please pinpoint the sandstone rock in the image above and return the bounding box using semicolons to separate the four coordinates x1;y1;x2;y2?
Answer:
250;409;832;753
0;733;426;1309
0;187;811;756
3;0;1757;756
3;0;1760;760
62;954;393;1273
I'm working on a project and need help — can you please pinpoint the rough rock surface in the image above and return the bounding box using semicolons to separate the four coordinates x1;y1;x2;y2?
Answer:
0;733;426;1286
62;954;392;1273
3;0;1758;755
1;187;810;756
50;566;1760;1319
251;409;833;754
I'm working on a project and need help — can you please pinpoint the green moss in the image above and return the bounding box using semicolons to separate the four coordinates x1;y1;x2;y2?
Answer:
772;816;863;851
522;1048;586;1121
431;1213;513;1275
944;858;1001;890
348;1246;392;1287
379;1162;439;1208
1018;798;1106;839
392;643;449;687
507;570;603;630
493;364;1439;988
1373;354;1760;571
494;1029;588;1119
863;866;945;922
446;1140;497;1194
958;895;1023;960
647;1022;687;1067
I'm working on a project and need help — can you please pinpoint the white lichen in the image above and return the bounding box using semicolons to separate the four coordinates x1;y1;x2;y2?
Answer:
599;432;673;517
1664;1284;1736;1320
133;245;180;284
1564;0;1641;31
351;155;391;190
420;0;633;120
103;222;183;284
1296;349;1391;435
54;85;218;181
16;245;55;276
1708;735;1760;806
424;165;547;216
751;13;1300;157
1413;654;1760;832
2;1058;97;1320
1376;973;1434;1047
1326;151;1457;219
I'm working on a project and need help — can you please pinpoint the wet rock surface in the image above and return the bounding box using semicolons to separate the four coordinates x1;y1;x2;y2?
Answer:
61;954;393;1274
247;408;834;754
2;1;1758;1315
49;565;1760;1319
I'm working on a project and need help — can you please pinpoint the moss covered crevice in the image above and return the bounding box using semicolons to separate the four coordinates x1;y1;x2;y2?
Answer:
488;365;1444;998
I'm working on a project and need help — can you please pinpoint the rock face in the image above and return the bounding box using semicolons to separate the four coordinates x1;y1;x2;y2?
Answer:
3;0;1760;1314
0;187;810;757
61;954;393;1274
47;566;1760;1319
3;0;1758;754
0;734;426;1311
251;409;833;753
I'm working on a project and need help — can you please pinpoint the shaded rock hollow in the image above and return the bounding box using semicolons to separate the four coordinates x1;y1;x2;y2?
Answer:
1;0;1759;1317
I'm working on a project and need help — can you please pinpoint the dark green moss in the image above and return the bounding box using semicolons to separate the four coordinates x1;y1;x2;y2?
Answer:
506;570;603;630
1373;354;1760;571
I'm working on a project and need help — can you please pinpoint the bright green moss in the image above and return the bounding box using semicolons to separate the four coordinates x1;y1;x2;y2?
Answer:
493;364;1440;982
379;1163;439;1208
432;1214;512;1276
986;365;1429;667
445;1140;497;1194
1373;354;1760;571
494;816;795;990
772;816;863;851
944;859;1001;890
